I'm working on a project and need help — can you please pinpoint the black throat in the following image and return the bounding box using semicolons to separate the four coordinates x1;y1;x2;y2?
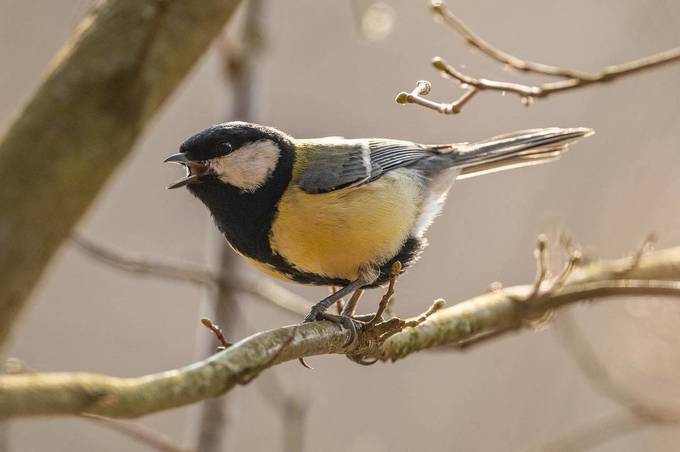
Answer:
187;138;295;264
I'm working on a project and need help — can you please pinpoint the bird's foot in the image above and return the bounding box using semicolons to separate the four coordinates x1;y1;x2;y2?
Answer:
303;310;365;348
298;310;367;369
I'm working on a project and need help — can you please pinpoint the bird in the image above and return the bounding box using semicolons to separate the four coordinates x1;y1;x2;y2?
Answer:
165;121;592;344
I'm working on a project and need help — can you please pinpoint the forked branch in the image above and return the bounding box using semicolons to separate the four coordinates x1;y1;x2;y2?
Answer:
397;1;680;114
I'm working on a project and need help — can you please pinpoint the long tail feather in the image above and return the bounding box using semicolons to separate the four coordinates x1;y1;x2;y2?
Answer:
443;127;593;179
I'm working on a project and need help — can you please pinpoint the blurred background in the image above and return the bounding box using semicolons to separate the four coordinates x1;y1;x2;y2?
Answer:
2;0;680;450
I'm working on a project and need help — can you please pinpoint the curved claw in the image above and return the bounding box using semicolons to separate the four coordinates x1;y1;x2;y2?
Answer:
297;312;361;368
302;307;320;324
318;313;359;348
350;356;379;366
298;357;314;369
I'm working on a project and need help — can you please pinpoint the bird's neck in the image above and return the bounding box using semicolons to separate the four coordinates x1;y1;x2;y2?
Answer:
188;147;294;262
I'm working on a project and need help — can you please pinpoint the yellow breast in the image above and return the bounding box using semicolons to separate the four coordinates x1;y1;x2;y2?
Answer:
269;168;423;281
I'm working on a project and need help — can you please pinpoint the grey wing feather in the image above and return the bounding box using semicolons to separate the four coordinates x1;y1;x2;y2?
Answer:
297;127;592;193
297;141;371;194
298;139;433;194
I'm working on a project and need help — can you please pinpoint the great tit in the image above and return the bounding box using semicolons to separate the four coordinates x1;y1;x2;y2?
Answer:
165;122;592;342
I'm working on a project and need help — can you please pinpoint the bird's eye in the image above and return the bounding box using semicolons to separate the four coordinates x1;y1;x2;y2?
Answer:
220;142;233;154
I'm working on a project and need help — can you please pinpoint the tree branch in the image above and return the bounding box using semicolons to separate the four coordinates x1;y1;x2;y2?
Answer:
194;2;265;450
82;414;193;452
71;234;312;317
526;411;654;452
396;0;680;114
0;0;243;349
3;241;680;418
5;359;192;451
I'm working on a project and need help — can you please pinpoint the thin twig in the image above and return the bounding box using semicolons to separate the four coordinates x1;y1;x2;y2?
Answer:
526;411;654;452
555;310;680;424
71;233;311;317
620;232;658;274
365;261;401;329
430;1;592;80
201;318;232;351
397;1;680;114
528;233;680;450
395;80;478;115
402;299;446;329
72;234;216;287
83;414;194;452
528;235;550;300
255;373;308;452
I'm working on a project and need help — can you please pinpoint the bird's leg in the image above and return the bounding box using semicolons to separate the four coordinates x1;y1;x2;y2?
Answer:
364;261;401;329
302;276;375;348
303;278;367;322
331;286;344;314
340;289;364;318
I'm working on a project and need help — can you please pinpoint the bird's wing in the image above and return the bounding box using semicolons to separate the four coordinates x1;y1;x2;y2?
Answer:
297;139;434;194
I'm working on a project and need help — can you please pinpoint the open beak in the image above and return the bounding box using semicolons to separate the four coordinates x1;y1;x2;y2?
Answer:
164;153;211;189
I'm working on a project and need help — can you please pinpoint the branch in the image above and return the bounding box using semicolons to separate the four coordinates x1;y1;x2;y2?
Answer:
255;373;308;452
71;234;312;317
396;1;680;114
556;312;680;424
3;242;680;418
5;359;192;452
195;2;265;450
0;0;243;348
527;411;654;452
83;414;193;452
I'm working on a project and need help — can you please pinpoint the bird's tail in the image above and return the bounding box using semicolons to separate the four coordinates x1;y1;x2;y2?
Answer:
440;127;593;179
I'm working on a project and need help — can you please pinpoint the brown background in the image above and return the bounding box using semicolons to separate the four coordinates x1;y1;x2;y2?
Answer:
2;0;680;451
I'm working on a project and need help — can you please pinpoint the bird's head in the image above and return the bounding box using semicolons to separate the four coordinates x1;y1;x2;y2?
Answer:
165;121;292;193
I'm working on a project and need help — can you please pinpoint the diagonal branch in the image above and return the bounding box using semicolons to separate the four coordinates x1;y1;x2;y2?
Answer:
71;234;312;317
3;243;680;418
82;414;194;452
0;0;243;349
397;0;680;114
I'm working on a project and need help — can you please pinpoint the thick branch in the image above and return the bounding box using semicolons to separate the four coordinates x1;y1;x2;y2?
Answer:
2;245;680;418
0;0;242;348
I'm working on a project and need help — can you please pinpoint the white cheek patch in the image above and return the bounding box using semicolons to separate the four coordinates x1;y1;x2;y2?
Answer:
210;139;280;192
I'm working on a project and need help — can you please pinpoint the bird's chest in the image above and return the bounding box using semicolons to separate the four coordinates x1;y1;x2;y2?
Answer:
269;170;423;280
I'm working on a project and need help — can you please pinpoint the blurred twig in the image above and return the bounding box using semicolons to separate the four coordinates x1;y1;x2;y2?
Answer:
396;0;680;114
526;313;680;452
555;313;680;423
0;0;243;350
527;412;653;452
197;2;265;450
554;235;680;423
256;373;308;452
525;235;679;452
83;415;194;452
71;233;311;317
5;240;680;418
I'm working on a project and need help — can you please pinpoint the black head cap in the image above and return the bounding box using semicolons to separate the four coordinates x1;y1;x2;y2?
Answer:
179;121;295;161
